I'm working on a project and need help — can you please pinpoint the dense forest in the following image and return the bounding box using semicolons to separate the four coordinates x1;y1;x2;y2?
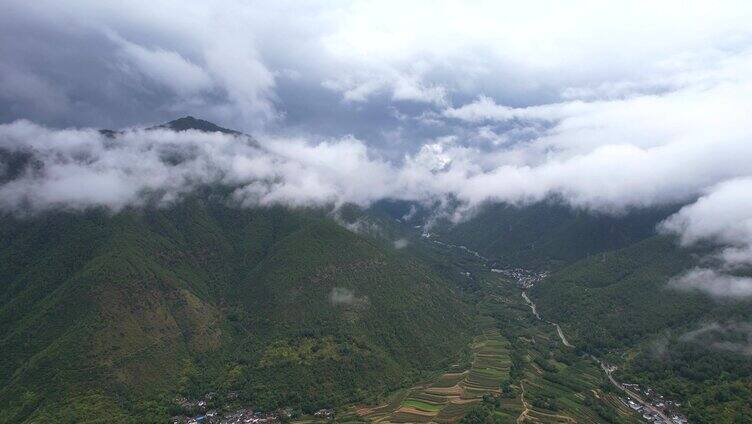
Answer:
531;235;752;422
0;195;470;422
433;202;677;270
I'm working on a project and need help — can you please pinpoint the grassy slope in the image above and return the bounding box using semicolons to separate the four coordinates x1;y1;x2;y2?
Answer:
0;199;470;423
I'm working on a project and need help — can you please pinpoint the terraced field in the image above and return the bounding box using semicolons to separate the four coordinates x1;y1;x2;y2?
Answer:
354;330;511;423
344;264;641;424
474;271;642;424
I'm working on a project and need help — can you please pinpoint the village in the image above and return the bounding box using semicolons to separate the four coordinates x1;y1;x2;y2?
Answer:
167;244;687;424
170;393;334;424
489;267;549;289
619;384;689;424
491;265;691;424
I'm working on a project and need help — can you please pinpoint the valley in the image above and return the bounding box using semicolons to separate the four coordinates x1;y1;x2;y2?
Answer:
1;119;749;423
340;239;648;424
5;3;752;423
340;225;688;424
169;234;655;424
355;226;692;424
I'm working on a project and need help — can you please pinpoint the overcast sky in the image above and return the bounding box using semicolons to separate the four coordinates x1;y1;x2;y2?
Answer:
3;1;752;297
3;1;751;147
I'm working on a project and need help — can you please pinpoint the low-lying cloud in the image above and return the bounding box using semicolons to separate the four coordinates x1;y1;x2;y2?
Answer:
0;121;400;212
661;178;752;270
669;268;752;299
680;322;752;356
393;238;409;249
5;76;752;217
5;105;752;299
4;1;752;300
329;287;368;307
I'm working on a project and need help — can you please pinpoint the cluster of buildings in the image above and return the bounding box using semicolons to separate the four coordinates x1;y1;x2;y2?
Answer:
172;407;288;424
175;397;209;410
170;391;291;424
170;392;335;424
490;267;548;288
620;384;688;424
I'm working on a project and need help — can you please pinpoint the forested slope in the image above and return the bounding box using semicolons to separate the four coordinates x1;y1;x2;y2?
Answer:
435;202;676;269
0;197;470;422
531;235;752;422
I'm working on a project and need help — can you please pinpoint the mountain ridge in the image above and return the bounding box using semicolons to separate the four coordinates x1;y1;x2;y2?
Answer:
150;116;242;135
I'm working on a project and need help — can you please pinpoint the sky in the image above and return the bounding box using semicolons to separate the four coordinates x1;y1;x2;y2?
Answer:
3;0;752;297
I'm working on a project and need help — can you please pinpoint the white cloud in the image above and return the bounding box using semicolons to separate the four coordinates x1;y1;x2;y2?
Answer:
393;238;409;249
114;36;213;95
5;0;752;290
660;178;752;270
0;120;401;212
680;322;752;355
322;71;448;106
329;286;367;307
7;0;752;129
670;268;752;298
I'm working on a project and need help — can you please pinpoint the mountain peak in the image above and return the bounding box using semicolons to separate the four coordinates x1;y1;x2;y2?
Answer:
153;116;241;135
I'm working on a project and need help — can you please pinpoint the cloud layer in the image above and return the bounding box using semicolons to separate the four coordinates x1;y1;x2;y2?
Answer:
4;1;752;298
4;1;752;139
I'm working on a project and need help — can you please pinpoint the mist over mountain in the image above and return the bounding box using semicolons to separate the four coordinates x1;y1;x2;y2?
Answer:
3;2;752;423
152;116;242;135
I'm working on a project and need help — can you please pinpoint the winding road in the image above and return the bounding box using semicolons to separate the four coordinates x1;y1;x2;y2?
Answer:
523;288;672;423
426;233;676;423
521;291;573;347
598;360;672;423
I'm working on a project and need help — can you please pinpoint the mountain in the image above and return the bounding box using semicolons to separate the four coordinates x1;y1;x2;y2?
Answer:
0;121;471;423
432;201;678;270
3;117;749;423
427;196;752;422
530;235;700;350
151;116;242;135
530;236;752;422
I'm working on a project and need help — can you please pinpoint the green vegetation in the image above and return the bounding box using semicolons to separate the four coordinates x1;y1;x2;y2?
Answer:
401;399;445;412
2;169;749;424
532;235;752;422
0;196;470;423
355;264;640;424
433;201;676;269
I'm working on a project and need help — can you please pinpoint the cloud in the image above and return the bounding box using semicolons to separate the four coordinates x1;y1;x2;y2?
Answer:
393;238;409;249
4;1;752;135
1;0;279;130
0;64;69;118
5;0;752;288
680;322;752;355
329;287;367;307
443;95;587;123
4;76;752;220
329;287;355;305
0;120;401;212
669;268;752;299
323;71;448;106
658;179;752;297
112;35;213;96
660;178;752;268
